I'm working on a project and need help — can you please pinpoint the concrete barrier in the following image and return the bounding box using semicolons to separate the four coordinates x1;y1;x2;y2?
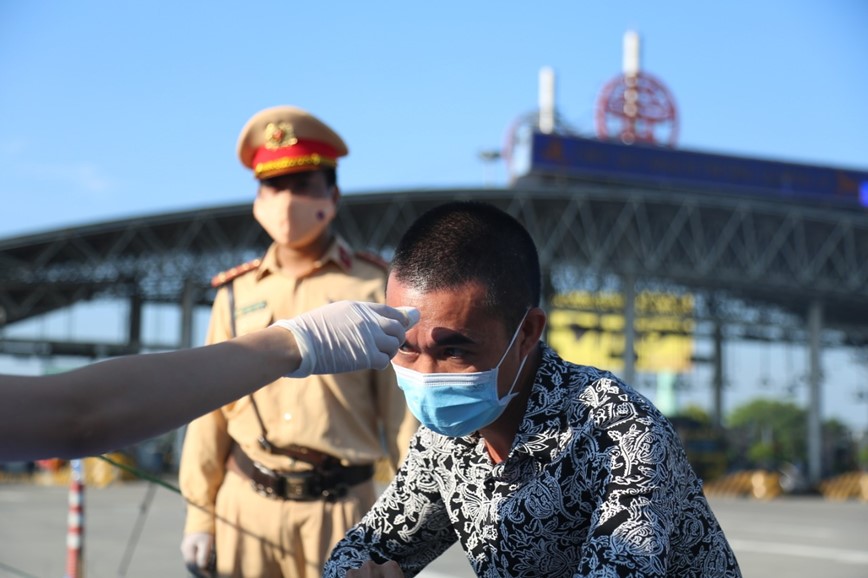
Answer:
703;470;781;500
818;471;868;501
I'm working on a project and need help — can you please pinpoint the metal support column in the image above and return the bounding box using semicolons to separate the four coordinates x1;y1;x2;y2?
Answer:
807;300;823;486
540;267;555;343
622;273;636;387
712;320;724;430
128;293;142;353
180;279;196;349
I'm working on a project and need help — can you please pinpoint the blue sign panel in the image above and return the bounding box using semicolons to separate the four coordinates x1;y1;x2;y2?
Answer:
526;132;868;208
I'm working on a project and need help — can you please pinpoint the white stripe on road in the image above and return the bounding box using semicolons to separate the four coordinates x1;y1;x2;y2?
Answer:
729;539;868;565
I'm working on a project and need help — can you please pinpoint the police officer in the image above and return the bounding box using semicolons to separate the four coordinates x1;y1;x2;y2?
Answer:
179;106;418;578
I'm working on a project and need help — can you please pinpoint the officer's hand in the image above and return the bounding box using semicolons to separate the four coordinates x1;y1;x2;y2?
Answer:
346;560;405;577
273;301;420;378
180;532;214;577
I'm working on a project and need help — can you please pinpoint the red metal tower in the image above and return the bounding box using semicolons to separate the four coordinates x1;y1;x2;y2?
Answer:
595;31;679;147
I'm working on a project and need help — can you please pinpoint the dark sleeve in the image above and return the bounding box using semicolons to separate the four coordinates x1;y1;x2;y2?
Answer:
574;379;739;577
574;408;676;577
323;430;459;578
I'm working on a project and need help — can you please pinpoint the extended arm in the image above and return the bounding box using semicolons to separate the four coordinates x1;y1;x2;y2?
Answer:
0;301;417;462
324;430;458;578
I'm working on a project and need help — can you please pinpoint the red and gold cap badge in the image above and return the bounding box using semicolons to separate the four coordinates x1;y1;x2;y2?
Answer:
237;106;349;180
265;122;298;150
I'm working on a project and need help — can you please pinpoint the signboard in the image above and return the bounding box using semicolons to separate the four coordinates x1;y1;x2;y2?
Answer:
521;132;868;208
548;290;694;373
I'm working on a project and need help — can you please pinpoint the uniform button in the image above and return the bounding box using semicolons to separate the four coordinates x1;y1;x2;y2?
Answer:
283;412;292;421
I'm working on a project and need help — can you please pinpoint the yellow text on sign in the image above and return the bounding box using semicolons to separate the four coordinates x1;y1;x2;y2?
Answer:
547;291;694;373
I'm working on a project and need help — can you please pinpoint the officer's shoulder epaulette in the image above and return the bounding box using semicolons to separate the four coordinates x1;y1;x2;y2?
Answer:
354;250;389;271
210;258;262;288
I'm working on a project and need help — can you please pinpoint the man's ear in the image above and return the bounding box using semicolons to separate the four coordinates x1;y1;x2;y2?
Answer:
518;307;547;357
331;185;341;206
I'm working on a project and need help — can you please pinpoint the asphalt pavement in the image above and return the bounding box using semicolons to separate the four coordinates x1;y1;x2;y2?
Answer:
0;478;866;577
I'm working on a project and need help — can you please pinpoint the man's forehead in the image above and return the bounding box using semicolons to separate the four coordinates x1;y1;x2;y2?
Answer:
385;275;469;306
386;270;480;290
386;276;507;338
385;273;423;299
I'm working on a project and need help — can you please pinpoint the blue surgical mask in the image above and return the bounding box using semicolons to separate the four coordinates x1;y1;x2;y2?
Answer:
393;311;530;437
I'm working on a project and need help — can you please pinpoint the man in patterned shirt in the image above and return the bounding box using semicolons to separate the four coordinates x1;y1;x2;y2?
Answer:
324;201;742;578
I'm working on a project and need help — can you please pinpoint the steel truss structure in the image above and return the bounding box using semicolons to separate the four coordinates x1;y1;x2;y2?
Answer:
3;183;867;483
2;184;867;349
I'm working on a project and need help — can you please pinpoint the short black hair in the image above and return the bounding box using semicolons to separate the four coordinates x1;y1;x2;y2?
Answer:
323;167;337;188
390;201;540;329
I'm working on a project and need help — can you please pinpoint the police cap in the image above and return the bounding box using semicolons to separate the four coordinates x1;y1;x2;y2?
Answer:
236;105;348;180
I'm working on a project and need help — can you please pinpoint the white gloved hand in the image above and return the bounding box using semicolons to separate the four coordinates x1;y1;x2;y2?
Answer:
180;532;214;576
273;301;420;378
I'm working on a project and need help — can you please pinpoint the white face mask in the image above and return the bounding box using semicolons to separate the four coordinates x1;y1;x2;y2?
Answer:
253;194;335;248
392;310;530;437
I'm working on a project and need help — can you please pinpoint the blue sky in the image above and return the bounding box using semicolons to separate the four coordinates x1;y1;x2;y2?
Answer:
2;1;868;430
1;1;866;235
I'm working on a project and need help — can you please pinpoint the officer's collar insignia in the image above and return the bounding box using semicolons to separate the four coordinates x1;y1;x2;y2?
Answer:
265;122;298;150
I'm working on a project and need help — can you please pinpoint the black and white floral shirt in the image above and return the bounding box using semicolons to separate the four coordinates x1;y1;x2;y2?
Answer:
324;344;742;577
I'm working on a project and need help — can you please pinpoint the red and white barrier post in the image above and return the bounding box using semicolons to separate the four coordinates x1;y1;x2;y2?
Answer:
65;459;85;578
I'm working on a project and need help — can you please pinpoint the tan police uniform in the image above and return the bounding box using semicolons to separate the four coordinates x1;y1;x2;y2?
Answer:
179;106;417;578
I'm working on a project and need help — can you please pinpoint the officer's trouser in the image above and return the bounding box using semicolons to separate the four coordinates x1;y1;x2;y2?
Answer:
214;468;377;578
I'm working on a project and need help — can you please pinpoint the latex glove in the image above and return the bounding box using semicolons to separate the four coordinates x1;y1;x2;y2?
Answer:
273;301;420;378
180;532;214;577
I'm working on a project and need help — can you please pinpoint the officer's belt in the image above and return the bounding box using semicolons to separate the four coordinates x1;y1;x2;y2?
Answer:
257;440;339;468
226;446;374;502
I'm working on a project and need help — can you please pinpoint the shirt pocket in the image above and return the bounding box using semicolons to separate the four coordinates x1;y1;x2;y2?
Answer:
234;307;273;336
